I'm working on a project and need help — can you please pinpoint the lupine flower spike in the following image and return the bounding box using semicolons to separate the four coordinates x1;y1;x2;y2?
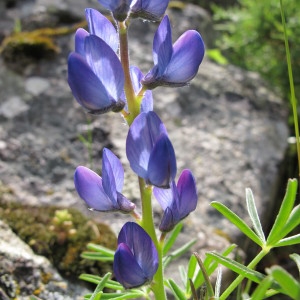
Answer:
126;111;177;188
142;15;205;89
130;0;170;21
74;148;135;212
154;169;198;232
114;222;159;288
68;34;125;114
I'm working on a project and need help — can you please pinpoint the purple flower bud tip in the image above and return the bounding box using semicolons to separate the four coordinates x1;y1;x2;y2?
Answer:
74;148;135;213
130;0;170;21
113;222;158;288
98;0;132;21
142;15;205;89
154;169;198;232
126;111;177;188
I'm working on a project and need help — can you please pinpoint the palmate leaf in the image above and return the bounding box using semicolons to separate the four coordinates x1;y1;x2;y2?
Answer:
79;274;123;290
267;179;298;246
267;266;300;299
246;188;265;243
211;201;263;246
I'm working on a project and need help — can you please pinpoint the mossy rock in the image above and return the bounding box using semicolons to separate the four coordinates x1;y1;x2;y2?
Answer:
0;198;117;279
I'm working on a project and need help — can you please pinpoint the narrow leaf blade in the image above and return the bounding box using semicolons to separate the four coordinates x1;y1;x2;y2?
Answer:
211;201;263;246
246;188;265;243
267;179;298;245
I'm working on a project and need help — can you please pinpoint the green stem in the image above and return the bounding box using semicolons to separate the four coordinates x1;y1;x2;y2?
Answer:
139;178;167;300
219;248;270;300
280;0;300;178
118;21;140;125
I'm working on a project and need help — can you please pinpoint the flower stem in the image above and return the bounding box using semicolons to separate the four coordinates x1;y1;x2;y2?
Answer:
139;177;167;300
219;248;270;300
118;21;140;125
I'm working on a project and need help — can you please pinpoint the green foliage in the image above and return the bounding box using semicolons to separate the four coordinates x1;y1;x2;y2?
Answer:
213;0;300;98
0;196;117;279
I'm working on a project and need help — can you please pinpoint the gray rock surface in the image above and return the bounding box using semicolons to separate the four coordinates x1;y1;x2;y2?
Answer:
0;0;290;295
0;220;88;299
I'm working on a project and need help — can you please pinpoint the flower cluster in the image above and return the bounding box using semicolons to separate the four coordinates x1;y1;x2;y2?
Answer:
68;0;204;295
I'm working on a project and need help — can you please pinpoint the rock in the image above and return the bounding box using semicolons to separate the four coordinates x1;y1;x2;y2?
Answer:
25;77;50;96
0;0;290;293
0;220;88;299
0;96;29;119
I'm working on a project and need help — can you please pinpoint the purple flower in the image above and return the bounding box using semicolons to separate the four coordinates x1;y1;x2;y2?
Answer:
126;111;177;188
68;34;125;114
114;222;158;288
98;0;133;21
154;169;198;232
130;0;170;21
74;148;135;212
142;15;205;89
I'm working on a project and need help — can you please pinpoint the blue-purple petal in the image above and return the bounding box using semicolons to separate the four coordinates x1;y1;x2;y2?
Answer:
126;112;167;179
130;0;169;21
176;169;198;217
85;8;118;52
153;186;173;210
114;243;148;288
103;148;124;193
163;30;205;83
84;35;124;102
159;206;176;232
147;133;177;188
153;15;173;73
68;52;112;111
116;192;136;212
118;222;158;279
75;28;89;56
74;166;114;211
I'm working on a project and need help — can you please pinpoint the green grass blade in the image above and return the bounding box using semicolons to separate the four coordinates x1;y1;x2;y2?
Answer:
280;0;300;176
194;252;215;298
250;276;273;300
267;179;298;246
167;279;187;300
193;244;236;290
81;252;114;262
186;255;198;295
89;273;111;300
79;274;123;290
246;188;266;243
163;239;196;268
86;243;115;256
163;222;183;255
267;266;300;299
274;233;300;247
211;201;263;246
